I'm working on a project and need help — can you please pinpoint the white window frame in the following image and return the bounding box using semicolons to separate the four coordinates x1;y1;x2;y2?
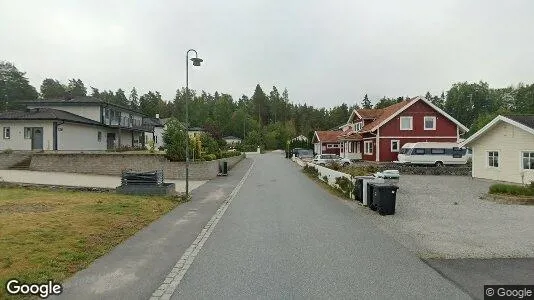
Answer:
424;116;436;130
400;116;413;131
356;122;363;131
521;151;534;170
24;127;32;139
487;151;499;168
3;127;10;139
364;141;373;155
391;140;400;152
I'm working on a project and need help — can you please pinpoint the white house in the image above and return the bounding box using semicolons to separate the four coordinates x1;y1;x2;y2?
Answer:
0;96;154;151
460;115;534;184
222;136;242;146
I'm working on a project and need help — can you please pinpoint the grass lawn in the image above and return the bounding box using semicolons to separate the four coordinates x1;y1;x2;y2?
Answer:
0;186;184;299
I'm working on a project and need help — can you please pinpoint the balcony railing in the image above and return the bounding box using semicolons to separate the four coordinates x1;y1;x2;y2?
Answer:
104;116;154;131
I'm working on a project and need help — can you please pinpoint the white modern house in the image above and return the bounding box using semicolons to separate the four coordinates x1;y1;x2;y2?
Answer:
222;136;242;146
461;115;534;184
0;96;154;151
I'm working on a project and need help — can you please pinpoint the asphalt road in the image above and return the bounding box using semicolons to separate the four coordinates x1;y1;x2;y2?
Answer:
171;153;469;299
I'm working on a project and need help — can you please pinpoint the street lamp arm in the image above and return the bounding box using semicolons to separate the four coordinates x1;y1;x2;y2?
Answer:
187;49;199;58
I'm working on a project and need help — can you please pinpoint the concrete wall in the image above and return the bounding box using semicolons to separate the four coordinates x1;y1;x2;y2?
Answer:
27;105;101;122
0;121;54;150
58;123;108;151
29;153;244;180
471;121;534;184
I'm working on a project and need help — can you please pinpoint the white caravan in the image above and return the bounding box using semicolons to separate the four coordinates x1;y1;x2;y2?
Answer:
396;142;470;166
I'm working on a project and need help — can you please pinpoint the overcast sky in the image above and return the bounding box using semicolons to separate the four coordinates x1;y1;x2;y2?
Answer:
1;0;533;108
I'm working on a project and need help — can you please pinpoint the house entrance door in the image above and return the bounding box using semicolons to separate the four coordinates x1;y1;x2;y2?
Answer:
107;133;116;150
31;128;43;150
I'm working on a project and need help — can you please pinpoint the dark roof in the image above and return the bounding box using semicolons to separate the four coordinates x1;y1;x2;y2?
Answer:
505;115;534;130
22;96;147;116
0;108;102;126
144;118;167;127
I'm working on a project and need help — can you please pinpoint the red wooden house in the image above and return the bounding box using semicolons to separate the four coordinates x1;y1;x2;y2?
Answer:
313;96;468;162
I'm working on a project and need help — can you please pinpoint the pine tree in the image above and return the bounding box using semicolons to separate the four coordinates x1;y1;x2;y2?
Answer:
361;94;372;109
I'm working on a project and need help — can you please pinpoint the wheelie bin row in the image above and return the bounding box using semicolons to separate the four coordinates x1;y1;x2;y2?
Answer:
353;176;399;215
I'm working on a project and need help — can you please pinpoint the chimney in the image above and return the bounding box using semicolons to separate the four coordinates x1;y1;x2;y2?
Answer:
155;113;160;119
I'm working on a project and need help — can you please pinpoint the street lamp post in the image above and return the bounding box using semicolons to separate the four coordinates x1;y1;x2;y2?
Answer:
185;49;203;198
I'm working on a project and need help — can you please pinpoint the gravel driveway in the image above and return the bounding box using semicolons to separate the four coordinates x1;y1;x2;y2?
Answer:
352;175;534;259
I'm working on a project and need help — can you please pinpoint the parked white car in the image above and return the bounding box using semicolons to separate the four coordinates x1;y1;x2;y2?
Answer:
312;154;351;167
396;142;470;166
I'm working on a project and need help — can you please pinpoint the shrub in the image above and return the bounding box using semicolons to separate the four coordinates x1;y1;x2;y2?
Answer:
326;161;342;171
219;151;242;159
2;148;13;154
322;175;328;183
489;184;534;196
335;176;354;198
148;140;155;153
163;119;188;161
303;164;319;177
202;154;217;161
341;165;380;176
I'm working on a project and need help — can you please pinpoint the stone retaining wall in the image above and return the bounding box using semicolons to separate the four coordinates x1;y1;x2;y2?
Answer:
0;152;32;169
29;153;244;180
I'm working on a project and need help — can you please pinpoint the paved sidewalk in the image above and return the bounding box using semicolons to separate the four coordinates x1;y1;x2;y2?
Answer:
0;170;206;193
51;158;253;300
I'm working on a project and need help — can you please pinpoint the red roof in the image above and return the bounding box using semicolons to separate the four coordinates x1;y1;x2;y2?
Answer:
360;100;413;132
356;108;384;119
315;131;342;142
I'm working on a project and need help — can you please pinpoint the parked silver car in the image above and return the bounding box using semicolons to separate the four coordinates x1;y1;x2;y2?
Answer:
312;154;351;167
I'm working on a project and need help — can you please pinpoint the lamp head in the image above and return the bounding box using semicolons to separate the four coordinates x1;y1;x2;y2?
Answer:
191;57;203;66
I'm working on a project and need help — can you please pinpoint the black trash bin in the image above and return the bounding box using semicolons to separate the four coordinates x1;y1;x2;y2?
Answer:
372;183;399;215
222;161;228;175
353;178;364;202
367;182;377;211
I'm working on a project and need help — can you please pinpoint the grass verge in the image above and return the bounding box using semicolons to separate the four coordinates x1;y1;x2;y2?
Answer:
0;186;185;299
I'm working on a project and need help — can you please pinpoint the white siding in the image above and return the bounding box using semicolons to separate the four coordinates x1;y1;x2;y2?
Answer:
0;121;54;150
27;105;101;122
471;121;534;184
148;126;165;149
57;123;107;151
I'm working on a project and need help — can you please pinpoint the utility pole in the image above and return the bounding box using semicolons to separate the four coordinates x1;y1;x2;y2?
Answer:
2;79;8;111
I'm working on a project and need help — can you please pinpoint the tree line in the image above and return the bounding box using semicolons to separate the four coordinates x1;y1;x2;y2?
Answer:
1;60;533;150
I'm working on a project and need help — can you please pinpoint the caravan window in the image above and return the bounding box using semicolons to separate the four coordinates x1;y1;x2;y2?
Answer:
430;148;445;154
413;148;426;155
399;147;411;154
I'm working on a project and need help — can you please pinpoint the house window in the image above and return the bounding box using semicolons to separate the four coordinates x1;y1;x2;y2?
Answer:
400;116;413;130
3;127;10;139
155;136;158;143
522;152;534;170
364;141;373;155
391;140;400;152
24;127;32;139
424;116;436;130
488;151;499;168
97;131;102;142
356;122;363;131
